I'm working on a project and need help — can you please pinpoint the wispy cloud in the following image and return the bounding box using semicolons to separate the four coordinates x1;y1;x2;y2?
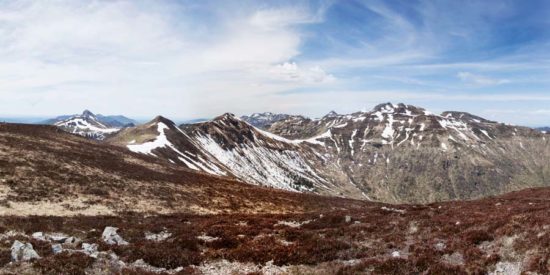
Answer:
457;72;510;86
269;62;335;83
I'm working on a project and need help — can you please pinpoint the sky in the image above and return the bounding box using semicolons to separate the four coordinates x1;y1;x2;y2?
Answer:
0;0;549;126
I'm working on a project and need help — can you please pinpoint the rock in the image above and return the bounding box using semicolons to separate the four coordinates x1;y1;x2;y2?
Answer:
64;236;81;248
11;240;40;262
32;232;46;241
345;215;352;223
51;244;63;254
82;243;99;257
435;241;446;251
49;233;69;243
102;227;129;245
145;231;172;242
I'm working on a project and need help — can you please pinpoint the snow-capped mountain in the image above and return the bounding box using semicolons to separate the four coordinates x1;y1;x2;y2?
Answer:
108;103;550;203
109;114;328;192
52;110;128;140
537;127;550;133
241;112;304;129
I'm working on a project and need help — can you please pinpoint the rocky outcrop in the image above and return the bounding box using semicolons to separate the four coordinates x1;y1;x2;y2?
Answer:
11;240;40;262
102;227;129;246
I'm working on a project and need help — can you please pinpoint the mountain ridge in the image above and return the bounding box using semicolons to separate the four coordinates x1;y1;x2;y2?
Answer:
107;102;549;203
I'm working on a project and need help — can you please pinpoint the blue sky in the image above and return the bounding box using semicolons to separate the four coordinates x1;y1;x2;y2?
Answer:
0;0;549;126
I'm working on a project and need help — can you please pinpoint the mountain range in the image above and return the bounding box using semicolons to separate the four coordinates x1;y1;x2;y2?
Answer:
100;103;550;203
43;110;137;140
1;103;549;274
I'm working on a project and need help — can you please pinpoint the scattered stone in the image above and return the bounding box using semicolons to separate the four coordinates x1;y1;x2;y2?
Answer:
145;231;172;242
11;240;40;262
434;241;446;251
197;234;220;242
345;215;352;223
49;233;69;243
381;206;406;214
275;220;311;228
32;232;46;241
130;259;185;274
64;236;81;248
391;251;401;258
82;243;99;257
51;244;63;254
489;261;521;275
442;252;465;266
0;231;25;241
102;227;129;245
408;221;419;234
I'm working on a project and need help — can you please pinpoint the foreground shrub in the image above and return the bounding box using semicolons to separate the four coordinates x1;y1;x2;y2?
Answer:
34;252;94;275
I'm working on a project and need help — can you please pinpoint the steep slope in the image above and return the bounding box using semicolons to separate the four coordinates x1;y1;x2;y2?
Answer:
108;116;228;176
0;122;365;216
108;115;333;193
263;103;549;202
110;103;550;203
52;110;122;140
181;114;332;192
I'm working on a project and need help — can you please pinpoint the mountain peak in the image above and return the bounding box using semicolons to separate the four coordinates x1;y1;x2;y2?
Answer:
150;115;175;126
213;113;239;121
324;110;339;118
82;110;95;117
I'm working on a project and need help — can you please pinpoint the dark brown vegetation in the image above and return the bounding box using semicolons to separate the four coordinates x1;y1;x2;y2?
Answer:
0;122;366;215
0;187;548;274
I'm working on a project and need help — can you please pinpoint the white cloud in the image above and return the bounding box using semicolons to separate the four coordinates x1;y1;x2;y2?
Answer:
0;1;332;118
457;71;510;86
270;62;335;83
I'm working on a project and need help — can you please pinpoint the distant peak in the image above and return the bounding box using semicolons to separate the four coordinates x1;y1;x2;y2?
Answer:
324;110;339;118
150;115;175;126
82;110;95;117
371;102;426;116
211;113;248;127
373;102;398;112
250;112;274;117
216;113;237;120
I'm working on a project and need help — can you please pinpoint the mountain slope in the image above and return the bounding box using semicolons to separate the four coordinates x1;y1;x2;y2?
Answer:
109;103;550;203
263;103;549;202
0;122;364;216
108;115;336;193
